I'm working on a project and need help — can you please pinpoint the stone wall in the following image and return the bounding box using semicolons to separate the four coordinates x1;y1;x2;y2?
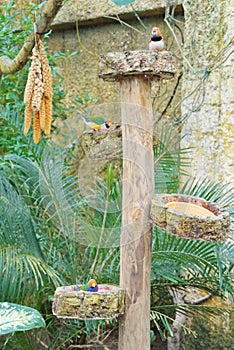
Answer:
48;0;233;185
53;0;177;27
181;0;234;184
46;0;183;125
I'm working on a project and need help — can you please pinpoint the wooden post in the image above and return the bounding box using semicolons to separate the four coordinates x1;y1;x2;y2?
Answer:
119;75;154;350
99;50;176;350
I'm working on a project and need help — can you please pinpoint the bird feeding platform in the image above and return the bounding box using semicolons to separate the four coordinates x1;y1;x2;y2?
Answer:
52;285;125;320
100;50;176;350
99;50;176;81
52;49;176;350
151;193;230;241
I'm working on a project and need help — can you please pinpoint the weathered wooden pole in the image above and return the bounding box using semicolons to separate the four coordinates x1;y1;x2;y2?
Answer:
99;50;176;350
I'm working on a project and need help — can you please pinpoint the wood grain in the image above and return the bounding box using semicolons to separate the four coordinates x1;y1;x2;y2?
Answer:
118;77;154;350
99;50;176;350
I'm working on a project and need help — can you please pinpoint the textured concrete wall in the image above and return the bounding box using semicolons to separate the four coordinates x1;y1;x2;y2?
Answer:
53;0;180;27
181;0;234;184
46;0;183;124
8;0;234;185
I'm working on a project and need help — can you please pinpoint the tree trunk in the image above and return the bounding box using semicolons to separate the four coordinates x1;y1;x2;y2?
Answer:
167;289;187;350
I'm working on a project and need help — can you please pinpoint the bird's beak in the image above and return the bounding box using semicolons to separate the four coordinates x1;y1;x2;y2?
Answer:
152;28;161;35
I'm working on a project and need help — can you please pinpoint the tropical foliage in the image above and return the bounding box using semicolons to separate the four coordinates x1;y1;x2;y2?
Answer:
1;132;234;348
154;122;190;193
152;227;234;296
0;1;233;349
0;303;45;336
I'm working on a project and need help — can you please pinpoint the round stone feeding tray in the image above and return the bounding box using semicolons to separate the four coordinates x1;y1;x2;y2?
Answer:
52;285;125;320
151;194;230;241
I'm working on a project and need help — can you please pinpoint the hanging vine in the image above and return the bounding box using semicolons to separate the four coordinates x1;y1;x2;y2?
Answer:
163;0;234;124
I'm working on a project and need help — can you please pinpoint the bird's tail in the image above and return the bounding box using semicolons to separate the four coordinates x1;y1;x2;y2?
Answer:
78;112;90;124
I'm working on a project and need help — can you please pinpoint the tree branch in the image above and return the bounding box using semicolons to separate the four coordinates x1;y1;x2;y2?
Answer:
0;0;63;77
156;72;183;122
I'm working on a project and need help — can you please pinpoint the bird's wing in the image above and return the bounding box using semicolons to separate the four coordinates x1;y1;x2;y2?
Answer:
88;121;101;130
80;284;87;291
91;116;107;124
79;112;107;129
79;113;101;129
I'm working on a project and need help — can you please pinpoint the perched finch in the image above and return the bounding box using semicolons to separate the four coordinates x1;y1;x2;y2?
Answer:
79;113;112;132
149;27;164;51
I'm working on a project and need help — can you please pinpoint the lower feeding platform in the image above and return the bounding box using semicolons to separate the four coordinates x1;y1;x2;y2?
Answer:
52;285;125;320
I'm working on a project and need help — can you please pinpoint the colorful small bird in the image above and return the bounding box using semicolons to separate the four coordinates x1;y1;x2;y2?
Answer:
79;113;112;132
78;279;99;292
149;27;164;51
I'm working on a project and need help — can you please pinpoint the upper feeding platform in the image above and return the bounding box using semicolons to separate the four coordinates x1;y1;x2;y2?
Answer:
99;50;176;82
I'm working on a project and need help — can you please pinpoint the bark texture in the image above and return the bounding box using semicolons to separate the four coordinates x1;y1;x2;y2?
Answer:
0;0;63;77
99;50;176;81
151;194;230;241
53;284;125;319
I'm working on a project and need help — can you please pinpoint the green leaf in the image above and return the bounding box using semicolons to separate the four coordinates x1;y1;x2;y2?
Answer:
180;177;234;209
152;228;234;297
0;302;45;335
110;0;135;6
154;123;191;193
0;174;44;260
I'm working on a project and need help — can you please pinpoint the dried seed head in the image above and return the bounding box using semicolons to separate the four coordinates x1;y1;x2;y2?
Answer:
44;96;52;135
24;65;36;105
33;111;41;144
38;39;53;98
39;96;46;130
32;77;44;111
24;38;53;143
24;102;33;135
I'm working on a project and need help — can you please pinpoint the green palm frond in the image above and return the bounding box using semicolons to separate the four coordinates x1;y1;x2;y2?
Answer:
151;309;195;339
151;303;230;340
6;148;83;237
77;177;121;248
154;122;191;193
0;245;61;303
0;170;61;303
217;240;234;265
4;149;122;285
180;177;234;213
76;166;122;277
0;174;43;260
152;228;234;297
